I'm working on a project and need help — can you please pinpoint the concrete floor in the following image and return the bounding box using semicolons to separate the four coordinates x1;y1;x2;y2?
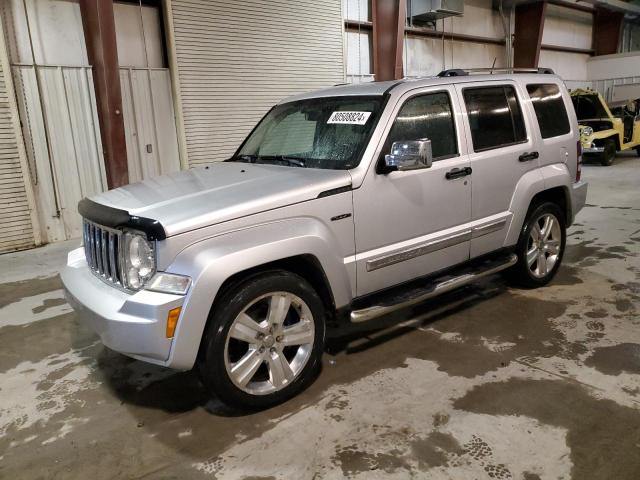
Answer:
1;154;639;480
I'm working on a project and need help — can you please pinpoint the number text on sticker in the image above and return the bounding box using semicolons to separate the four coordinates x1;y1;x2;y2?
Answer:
327;111;372;125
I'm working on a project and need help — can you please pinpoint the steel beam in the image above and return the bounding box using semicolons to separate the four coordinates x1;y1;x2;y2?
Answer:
372;0;406;81
593;7;623;56
79;0;128;189
513;1;547;69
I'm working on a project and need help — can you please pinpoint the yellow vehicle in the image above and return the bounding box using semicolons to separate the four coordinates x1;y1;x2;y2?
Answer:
571;88;640;166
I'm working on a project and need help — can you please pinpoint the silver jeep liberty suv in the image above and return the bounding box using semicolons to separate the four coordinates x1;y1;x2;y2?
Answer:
62;68;588;409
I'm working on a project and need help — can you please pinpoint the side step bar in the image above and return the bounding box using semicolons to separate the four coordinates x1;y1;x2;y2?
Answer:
350;253;518;323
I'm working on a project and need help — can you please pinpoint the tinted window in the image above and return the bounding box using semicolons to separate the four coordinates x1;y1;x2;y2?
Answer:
527;84;570;138
382;92;458;160
463;86;527;151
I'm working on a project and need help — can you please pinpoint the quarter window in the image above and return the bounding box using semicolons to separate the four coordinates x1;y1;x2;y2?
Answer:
463;86;527;151
382;92;458;161
526;84;571;139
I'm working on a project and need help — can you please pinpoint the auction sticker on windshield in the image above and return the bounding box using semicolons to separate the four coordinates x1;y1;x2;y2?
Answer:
327;111;372;125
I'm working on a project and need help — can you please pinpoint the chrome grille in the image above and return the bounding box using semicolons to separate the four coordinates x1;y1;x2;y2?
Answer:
83;220;123;287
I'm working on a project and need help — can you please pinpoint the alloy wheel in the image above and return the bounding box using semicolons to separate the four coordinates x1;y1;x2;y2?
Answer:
224;292;315;395
526;213;562;278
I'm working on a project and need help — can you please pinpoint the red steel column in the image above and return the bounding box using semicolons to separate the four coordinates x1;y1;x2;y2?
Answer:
372;0;406;81
593;8;623;56
513;1;547;68
79;0;128;189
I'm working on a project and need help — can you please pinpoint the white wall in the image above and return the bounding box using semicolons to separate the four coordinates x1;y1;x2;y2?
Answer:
343;0;369;22
587;52;640;81
405;36;506;77
405;0;506;77
1;0;87;65
343;0;601;82
539;4;592;81
113;3;164;68
441;0;503;39
542;4;592;50
539;50;590;81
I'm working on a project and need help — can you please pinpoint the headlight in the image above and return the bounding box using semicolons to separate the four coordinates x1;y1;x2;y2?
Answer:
582;126;593;137
123;232;155;290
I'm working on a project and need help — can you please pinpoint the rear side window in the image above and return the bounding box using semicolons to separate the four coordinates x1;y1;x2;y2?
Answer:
382;92;458;160
463;86;527;151
526;84;570;138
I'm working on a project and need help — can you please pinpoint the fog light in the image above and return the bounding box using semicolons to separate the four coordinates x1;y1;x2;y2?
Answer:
166;307;182;338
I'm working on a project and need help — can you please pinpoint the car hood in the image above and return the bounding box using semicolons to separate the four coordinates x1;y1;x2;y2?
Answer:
88;162;352;237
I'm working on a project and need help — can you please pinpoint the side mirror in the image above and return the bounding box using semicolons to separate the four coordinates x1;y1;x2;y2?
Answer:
384;139;433;172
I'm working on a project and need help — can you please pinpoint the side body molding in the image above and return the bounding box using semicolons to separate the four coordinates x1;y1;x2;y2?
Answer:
163;218;353;370
504;163;573;247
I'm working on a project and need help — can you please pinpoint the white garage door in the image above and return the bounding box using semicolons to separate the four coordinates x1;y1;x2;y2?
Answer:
0;37;34;254
170;0;345;166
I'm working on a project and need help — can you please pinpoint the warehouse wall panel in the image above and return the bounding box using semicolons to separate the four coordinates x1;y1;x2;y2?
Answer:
0;25;35;253
170;0;345;165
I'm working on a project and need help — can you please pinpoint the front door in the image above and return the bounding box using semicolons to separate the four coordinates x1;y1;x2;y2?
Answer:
353;86;472;297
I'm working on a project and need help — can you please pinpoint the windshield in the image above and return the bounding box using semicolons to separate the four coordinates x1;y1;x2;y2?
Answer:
571;94;609;121
231;96;383;170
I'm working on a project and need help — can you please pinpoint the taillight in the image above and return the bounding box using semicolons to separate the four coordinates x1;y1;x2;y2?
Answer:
576;140;582;182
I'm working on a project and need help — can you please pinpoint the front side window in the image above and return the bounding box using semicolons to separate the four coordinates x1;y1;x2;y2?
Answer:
233;96;383;170
463;85;527;151
381;92;458;161
527;84;570;139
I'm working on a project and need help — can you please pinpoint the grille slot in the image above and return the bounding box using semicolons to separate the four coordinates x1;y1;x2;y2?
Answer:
83;220;123;287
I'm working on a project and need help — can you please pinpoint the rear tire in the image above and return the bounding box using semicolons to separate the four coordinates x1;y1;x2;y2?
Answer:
198;270;325;410
600;139;616;166
508;202;566;288
635;146;640;157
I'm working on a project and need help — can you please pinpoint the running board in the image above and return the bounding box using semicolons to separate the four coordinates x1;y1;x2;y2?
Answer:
350;253;518;323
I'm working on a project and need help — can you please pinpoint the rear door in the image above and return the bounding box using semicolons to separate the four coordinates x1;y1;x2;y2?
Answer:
524;82;574;170
455;81;538;258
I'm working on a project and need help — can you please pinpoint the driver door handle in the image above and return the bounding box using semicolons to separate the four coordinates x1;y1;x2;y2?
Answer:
519;151;539;162
445;167;472;180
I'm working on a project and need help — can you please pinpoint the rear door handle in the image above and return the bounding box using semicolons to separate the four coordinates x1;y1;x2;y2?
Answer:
445;167;472;180
519;151;539;162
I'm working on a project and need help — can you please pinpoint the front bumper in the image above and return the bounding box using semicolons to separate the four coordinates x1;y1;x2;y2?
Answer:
583;146;604;154
570;180;588;222
61;247;185;366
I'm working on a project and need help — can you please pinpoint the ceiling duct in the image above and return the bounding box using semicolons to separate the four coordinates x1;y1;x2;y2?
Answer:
407;0;464;22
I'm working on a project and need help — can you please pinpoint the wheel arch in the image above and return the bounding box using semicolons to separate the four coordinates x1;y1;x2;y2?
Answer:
527;187;570;225
505;165;573;246
593;134;620;151
163;218;352;370
209;254;337;324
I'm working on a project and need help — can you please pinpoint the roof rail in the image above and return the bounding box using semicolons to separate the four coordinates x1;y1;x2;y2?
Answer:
437;67;555;77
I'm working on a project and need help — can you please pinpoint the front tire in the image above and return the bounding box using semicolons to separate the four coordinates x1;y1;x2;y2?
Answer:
508;202;566;288
600;139;616;166
198;270;325;410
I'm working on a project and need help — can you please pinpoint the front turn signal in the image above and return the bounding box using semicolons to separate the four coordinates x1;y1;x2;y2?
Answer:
166;307;182;338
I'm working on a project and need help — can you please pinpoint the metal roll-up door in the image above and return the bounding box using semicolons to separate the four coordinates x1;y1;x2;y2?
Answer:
170;0;345;166
0;45;34;254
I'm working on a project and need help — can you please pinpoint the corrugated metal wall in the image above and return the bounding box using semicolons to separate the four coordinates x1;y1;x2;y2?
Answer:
0;35;34;253
170;0;345;166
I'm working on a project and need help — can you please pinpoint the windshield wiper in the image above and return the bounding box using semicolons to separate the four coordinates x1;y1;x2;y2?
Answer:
227;154;258;163
227;154;306;167
256;155;307;167
279;156;307;167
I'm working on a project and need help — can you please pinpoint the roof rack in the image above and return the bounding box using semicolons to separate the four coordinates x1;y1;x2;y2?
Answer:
437;67;555;77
